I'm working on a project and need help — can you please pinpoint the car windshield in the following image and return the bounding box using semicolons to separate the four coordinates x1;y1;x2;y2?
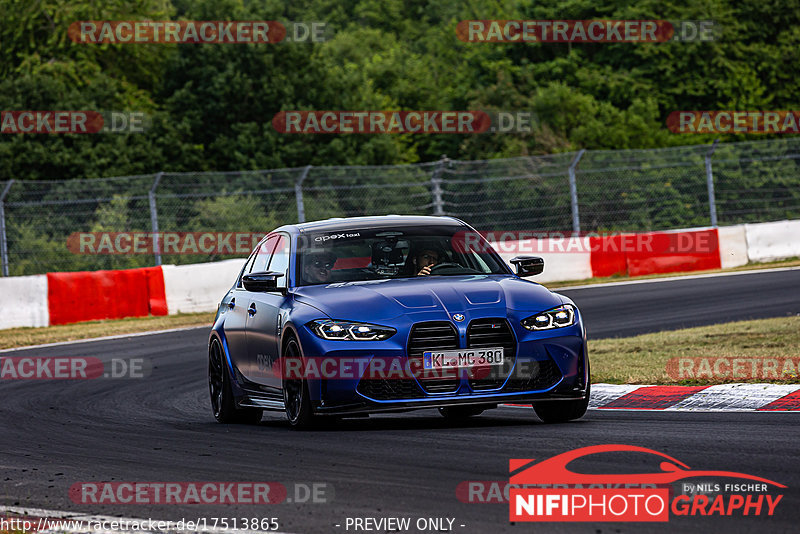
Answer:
295;225;508;286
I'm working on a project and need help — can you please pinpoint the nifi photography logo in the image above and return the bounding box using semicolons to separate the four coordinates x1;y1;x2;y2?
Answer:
509;445;785;522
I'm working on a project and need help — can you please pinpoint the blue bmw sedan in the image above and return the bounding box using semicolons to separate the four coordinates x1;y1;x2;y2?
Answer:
208;215;589;428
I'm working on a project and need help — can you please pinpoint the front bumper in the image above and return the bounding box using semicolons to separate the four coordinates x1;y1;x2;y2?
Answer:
294;317;588;414
313;389;589;416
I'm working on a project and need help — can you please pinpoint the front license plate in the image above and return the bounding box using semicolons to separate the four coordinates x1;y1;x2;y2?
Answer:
422;348;504;370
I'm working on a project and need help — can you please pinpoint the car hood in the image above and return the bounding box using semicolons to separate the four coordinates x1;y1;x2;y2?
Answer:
292;275;563;321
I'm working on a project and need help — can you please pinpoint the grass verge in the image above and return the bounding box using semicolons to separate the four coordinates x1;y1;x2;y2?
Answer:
0;312;215;350
591;316;800;385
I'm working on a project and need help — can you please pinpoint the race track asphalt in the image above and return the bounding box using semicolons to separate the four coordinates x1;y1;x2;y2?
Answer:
558;267;800;338
1;268;798;533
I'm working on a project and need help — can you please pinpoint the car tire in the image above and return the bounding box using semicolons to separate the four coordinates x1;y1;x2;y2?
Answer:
208;338;263;424
282;337;316;429
533;383;591;423
438;406;485;420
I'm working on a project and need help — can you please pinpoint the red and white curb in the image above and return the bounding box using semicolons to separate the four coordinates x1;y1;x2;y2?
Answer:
588;383;800;411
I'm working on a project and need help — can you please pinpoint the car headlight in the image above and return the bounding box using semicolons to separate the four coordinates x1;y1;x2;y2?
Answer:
521;304;576;331
308;319;396;341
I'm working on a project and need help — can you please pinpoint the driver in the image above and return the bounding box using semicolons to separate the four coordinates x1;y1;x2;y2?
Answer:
303;250;337;284
414;248;440;276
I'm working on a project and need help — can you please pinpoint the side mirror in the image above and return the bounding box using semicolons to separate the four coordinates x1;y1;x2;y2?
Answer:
509;256;544;276
242;271;284;292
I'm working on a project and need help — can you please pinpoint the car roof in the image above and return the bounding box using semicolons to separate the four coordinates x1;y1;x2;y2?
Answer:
277;215;468;234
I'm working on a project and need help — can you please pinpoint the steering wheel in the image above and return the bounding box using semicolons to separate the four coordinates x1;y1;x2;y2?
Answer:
427;262;463;273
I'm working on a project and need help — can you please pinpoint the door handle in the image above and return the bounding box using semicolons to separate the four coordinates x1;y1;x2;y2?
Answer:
248;303;257;316
228;298;236;310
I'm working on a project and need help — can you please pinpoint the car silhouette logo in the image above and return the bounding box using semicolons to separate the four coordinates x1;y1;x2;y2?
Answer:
452;313;465;322
510;444;786;487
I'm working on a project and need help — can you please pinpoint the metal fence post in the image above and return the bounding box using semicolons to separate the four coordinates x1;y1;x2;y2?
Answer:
149;172;164;266
568;149;585;235
431;155;448;216
0;180;15;277
295;165;312;223
705;139;720;227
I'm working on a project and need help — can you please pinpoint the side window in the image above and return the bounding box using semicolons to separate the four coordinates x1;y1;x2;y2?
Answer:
251;235;277;274
268;234;290;288
237;247;260;288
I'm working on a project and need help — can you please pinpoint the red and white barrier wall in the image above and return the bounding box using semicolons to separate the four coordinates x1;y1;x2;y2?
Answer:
161;258;246;314
494;219;797;281
0;274;50;329
494;235;594;282
494;227;723;281
744;220;799;263
46;267;167;326
1;220;798;330
717;225;749;268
